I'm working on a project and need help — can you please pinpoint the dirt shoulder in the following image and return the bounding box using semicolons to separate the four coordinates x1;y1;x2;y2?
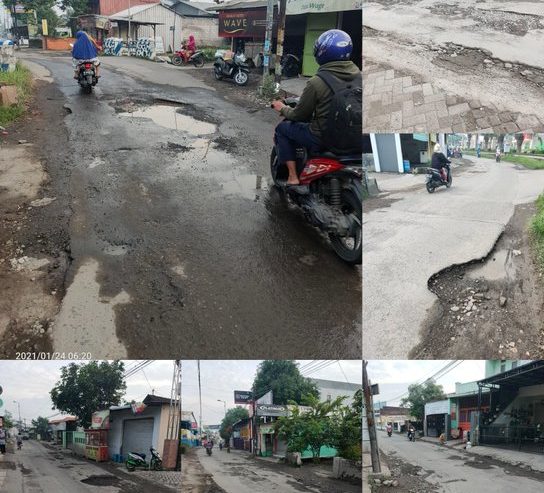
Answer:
181;449;226;493
0;79;72;357
413;201;544;359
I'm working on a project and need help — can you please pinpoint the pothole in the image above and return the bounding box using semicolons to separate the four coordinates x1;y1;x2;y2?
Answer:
468;248;516;281
120;105;217;136
81;475;121;486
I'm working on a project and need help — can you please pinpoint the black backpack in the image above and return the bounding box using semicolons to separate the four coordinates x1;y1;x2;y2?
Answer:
316;71;363;156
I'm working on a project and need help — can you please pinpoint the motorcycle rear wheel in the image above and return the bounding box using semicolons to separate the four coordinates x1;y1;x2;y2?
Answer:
329;189;362;265
172;56;183;66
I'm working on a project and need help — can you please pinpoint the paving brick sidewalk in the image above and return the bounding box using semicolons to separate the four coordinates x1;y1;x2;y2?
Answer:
130;469;181;489
363;60;544;133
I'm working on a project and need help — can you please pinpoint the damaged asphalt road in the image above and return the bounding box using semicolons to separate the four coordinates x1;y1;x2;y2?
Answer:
363;0;544;132
0;53;361;358
363;156;544;359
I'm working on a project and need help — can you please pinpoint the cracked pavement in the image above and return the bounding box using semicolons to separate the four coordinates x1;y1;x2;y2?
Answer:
363;0;544;132
362;156;544;359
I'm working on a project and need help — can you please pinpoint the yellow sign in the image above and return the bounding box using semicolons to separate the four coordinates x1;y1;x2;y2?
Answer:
42;18;48;36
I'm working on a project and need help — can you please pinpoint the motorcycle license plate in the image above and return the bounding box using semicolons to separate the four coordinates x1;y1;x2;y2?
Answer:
84;70;93;75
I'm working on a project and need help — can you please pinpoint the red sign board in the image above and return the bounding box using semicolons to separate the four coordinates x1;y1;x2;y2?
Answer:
219;9;270;38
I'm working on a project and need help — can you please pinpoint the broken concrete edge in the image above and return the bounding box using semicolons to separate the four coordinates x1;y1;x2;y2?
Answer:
465;448;544;474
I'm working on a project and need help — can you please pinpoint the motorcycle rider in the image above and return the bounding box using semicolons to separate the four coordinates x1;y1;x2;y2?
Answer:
16;434;23;450
431;143;451;182
496;147;501;162
386;423;393;436
271;29;360;187
0;425;6;454
72;30;101;79
408;424;416;441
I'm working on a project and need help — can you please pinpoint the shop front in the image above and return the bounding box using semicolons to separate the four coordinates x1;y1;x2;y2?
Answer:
85;409;110;462
286;0;362;75
255;403;288;457
424;399;451;438
477;361;544;453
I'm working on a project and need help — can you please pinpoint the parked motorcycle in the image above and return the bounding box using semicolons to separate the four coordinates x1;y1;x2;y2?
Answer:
270;98;362;265
281;54;301;78
76;61;98;94
213;52;249;86
172;48;205;68
426;163;452;193
126;447;163;471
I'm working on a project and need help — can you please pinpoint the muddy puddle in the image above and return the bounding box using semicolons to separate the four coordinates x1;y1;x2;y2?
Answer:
413;202;544;360
120;105;217;136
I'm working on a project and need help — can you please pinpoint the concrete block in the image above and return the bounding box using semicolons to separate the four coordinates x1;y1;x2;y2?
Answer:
0;85;17;106
333;457;362;481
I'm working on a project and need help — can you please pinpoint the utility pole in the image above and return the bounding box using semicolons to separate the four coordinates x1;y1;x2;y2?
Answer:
363;361;381;473
197;360;203;445
128;0;132;56
217;399;227;417
262;0;275;83
274;0;287;83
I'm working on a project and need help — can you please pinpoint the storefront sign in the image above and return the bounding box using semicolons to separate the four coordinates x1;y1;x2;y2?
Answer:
256;404;288;417
425;400;449;416
259;424;275;434
234;390;253;404
91;410;110;429
286;0;362;15
219;10;268;38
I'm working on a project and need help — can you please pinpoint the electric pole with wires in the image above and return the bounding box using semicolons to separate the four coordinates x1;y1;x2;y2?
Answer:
163;360;182;470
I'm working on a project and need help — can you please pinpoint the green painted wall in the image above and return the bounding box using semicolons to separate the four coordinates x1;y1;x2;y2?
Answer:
302;13;338;76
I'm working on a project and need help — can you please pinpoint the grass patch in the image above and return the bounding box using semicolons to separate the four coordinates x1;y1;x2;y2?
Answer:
532;194;544;266
0;63;33;126
464;149;544;169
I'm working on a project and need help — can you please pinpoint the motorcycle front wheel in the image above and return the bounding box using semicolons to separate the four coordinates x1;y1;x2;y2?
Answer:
446;174;452;188
172;56;183;66
152;461;163;471
329;189;362;265
234;70;249;86
126;462;135;472
270;148;287;185
193;56;205;68
426;181;435;193
214;68;223;80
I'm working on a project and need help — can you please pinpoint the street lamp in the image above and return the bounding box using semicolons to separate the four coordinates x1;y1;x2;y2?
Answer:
13;400;21;428
217;399;227;417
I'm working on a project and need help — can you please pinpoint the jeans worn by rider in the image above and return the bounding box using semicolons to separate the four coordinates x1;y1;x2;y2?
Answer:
431;151;450;182
274;59;361;183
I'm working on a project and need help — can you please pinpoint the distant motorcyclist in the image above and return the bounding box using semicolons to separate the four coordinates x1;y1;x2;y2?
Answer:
386;424;393;437
17;435;23;450
496;147;501;163
408;425;416;441
431;143;451;182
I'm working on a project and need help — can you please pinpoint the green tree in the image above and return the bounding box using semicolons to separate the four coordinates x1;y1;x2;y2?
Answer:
330;390;362;461
219;406;249;442
58;0;91;17
2;411;14;429
252;361;319;405
400;380;446;421
50;361;126;428
31;416;50;438
275;394;345;462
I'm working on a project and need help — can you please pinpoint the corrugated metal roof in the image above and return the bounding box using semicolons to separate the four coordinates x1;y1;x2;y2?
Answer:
207;0;277;11
110;3;159;19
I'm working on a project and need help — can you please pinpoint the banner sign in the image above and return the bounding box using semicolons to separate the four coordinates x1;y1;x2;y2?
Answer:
234;390;253;404
425;400;450;416
286;0;362;15
219;9;272;38
255;404;288;417
131;402;147;415
91;410;110;429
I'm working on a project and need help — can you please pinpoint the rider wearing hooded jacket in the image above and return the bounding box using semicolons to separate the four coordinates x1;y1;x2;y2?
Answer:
271;29;360;186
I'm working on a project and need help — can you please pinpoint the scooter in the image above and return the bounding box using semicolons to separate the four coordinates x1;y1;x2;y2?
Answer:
172;48;205;68
496;153;501;163
213;52;250;86
426;163;452;193
270;98;362;264
387;429;392;438
126;447;163;471
205;445;213;456
76;61;98;94
408;430;416;442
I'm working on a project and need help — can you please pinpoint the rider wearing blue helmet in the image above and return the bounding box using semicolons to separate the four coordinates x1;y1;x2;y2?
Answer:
272;29;360;186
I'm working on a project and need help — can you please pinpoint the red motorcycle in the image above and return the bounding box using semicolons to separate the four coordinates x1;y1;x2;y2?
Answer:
270;99;362;264
172;48;205;68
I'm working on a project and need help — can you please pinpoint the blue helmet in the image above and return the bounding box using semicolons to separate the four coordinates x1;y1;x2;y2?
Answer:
313;29;353;65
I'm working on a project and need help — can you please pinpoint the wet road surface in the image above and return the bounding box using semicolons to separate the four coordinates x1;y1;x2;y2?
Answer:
20;53;361;358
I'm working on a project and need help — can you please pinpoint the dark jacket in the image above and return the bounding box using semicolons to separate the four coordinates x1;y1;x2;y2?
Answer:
431;152;450;170
279;60;361;138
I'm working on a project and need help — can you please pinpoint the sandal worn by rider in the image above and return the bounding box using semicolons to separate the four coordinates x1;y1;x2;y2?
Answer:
286;183;310;195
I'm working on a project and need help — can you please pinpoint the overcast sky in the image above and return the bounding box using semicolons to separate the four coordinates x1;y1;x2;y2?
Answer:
366;360;487;407
182;360;363;426
0;360;176;424
0;360;362;426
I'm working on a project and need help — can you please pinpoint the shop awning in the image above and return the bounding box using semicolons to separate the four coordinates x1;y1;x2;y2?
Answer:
478;360;544;388
286;0;362;15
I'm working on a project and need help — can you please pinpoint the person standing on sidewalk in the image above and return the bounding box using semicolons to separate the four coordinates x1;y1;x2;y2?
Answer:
0;425;7;454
